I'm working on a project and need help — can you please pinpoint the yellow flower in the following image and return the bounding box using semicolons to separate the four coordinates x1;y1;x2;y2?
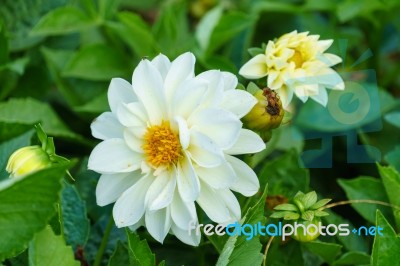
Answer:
6;146;51;178
239;31;344;108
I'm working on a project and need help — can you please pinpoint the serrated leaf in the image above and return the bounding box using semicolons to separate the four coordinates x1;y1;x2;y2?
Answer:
284;212;300;220
31;6;96;36
28;226;79;266
0;98;81;140
310;199;332;210
126;230;155;266
0;165;68;260
301;210;314;221
61;183;90;250
371;210;400;266
274;203;298;212
338;176;393;224
314;210;329;217
302;191;318;209
0;130;34;180
216;185;268;266
62;44;130;81
378;164;400;229
108;241;130;266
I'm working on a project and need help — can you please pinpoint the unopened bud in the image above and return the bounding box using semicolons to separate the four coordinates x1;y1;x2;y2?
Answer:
243;88;284;131
6;145;52;178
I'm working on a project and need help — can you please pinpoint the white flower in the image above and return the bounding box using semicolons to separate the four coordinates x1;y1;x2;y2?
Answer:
239;30;344;108
88;52;265;246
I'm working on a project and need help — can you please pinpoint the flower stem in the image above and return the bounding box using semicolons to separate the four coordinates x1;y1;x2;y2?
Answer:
93;215;114;266
321;199;400;211
262;236;275;266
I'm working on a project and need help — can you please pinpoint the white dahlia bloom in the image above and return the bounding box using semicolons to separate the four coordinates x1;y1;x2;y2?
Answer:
88;52;265;246
239;30;344;108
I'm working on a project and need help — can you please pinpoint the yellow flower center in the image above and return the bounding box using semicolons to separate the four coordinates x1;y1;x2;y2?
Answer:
289;49;304;68
142;121;182;168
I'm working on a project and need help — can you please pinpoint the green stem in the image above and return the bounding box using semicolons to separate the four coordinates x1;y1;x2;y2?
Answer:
262;236;275;266
321;199;400;211
93;216;114;266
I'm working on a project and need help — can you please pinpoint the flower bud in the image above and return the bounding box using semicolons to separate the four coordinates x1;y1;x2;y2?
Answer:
6;145;52;178
243;88;284;131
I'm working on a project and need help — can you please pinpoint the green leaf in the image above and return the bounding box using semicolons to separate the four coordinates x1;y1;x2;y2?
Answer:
206;11;256;55
29;226;79;266
310;199;332;210
216;186;267;266
62;43;130;81
302;191;318;209
322;210;368;252
0;165;68;260
274;203;298;212
314;210;329;217
247;47;264;57
378;164;400;229
270;211;295;219
195;6;224;52
333;251;370;265
301;210;314;221
284;212;300;220
126;230;155;266
372;210;400;266
302;241;342;264
384;112;400;128
338;176;393;224
31;6;96;36
259;150;309;198
0;98;80;140
108;242;130;266
61;183;90;250
74;91;108;114
0;130;34;180
106;12;159;57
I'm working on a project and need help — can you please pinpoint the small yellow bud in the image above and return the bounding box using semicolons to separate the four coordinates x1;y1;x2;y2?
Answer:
243;88;284;131
6;145;52;178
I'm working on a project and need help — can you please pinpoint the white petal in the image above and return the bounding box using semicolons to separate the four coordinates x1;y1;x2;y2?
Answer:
151;53;171;79
239;54;268;79
174;116;190;149
187;131;224;168
117;102;148;127
108;78;137;113
276;85;294;109
220;90;257;118
91;112;123;140
196;70;224;107
171;223;201;246
171;192;197;230
145;207;171;243
196;182;232;223
310;86;328;106
164;52;195;101
177;152;200;202
218;189;241;221
145;170;176;211
320;53;342;67
221;72;238;91
96;171;142;206
113;175;154;227
189;108;242;150
196;161;237;189
132;60;166;125
225;129;265;155
317;68;345;90
171;78;208;118
88;139;143;174
318;39;333;52
128;216;145;231
123;127;144;153
226;155;259;197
